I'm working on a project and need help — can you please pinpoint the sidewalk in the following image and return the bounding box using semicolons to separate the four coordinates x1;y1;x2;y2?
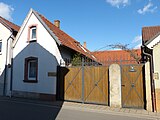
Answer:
62;101;160;119
0;96;160;119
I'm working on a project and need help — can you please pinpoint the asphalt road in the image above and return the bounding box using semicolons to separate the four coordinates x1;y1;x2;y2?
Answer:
0;98;61;120
0;98;157;120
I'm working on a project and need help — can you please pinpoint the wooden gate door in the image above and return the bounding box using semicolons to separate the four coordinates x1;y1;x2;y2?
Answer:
84;66;109;105
61;66;109;105
121;64;144;108
64;66;82;102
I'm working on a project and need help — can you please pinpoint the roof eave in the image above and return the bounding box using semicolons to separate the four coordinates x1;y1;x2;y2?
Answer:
145;32;160;49
0;18;13;32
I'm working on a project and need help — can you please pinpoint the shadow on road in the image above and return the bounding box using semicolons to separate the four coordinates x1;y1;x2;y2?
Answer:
0;96;64;120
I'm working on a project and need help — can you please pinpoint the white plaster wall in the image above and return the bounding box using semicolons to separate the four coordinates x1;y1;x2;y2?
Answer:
13;12;64;95
147;35;160;49
0;23;13;96
153;43;160;89
13;43;58;94
145;61;152;111
0;23;12;75
13;13;63;64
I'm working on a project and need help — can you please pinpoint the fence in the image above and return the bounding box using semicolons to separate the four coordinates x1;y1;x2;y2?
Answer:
57;58;145;109
61;57;141;67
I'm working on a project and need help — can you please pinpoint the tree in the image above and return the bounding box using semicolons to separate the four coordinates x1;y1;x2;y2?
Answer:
108;43;141;63
71;53;82;66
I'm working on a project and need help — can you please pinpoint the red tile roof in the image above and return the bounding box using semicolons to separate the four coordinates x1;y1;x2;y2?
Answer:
142;26;160;42
92;49;141;65
0;16;20;32
37;13;95;60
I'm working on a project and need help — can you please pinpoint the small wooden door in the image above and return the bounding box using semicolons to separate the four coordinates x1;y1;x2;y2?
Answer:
121;64;144;108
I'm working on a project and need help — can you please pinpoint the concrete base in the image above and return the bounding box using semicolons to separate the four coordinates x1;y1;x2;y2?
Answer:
12;90;56;101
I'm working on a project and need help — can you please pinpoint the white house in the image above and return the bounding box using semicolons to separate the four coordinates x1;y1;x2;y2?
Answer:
142;26;160;112
12;9;96;100
0;16;19;96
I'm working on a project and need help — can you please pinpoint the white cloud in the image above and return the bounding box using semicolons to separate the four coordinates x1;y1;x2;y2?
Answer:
132;35;142;43
137;2;157;15
0;2;14;21
134;43;142;49
132;35;142;49
106;0;129;8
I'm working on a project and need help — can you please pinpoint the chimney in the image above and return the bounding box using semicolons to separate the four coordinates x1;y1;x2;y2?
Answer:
83;42;87;48
54;20;60;28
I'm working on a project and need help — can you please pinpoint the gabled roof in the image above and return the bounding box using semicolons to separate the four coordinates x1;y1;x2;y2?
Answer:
14;9;96;60
92;49;141;65
35;11;96;60
142;26;160;43
0;16;20;32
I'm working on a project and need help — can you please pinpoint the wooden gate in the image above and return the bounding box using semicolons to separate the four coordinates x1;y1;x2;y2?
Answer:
121;64;145;108
57;66;109;105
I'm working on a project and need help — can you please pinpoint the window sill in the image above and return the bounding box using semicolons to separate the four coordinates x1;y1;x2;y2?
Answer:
23;80;38;83
27;40;37;43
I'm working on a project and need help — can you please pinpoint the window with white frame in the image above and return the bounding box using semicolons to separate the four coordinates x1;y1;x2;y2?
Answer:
29;26;37;41
24;57;38;83
28;60;37;80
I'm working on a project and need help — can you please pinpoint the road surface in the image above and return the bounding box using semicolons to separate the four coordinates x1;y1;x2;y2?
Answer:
0;97;158;120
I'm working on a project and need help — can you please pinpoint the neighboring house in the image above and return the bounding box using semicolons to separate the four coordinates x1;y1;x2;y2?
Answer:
12;9;96;100
92;49;141;65
0;16;19;96
142;26;160;112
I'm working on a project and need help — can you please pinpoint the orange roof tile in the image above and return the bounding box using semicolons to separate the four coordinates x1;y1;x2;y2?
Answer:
37;13;95;60
92;49;141;65
142;26;160;42
0;16;20;32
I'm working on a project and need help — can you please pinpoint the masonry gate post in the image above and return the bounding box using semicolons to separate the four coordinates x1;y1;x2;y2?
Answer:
109;64;122;108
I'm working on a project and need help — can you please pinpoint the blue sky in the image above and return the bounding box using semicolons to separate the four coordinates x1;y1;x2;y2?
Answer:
0;0;160;51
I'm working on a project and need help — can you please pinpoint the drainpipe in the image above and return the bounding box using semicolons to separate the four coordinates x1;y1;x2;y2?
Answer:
3;32;14;96
10;57;13;97
142;45;157;112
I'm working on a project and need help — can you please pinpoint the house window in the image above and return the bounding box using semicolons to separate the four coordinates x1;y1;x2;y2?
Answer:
0;40;2;53
28;60;37;79
28;25;37;42
31;26;36;39
24;57;38;83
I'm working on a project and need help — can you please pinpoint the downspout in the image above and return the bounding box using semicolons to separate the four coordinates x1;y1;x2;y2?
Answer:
3;32;14;96
142;45;157;112
10;58;13;97
10;37;14;97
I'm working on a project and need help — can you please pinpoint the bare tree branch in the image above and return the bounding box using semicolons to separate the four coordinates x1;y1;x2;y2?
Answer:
108;43;141;63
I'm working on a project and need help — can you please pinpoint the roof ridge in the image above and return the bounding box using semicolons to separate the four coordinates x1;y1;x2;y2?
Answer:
92;49;140;53
142;25;160;29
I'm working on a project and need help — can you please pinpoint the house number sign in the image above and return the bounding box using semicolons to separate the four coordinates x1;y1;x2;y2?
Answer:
48;72;56;77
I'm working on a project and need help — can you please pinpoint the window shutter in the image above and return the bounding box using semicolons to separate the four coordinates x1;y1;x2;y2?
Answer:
24;58;28;80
